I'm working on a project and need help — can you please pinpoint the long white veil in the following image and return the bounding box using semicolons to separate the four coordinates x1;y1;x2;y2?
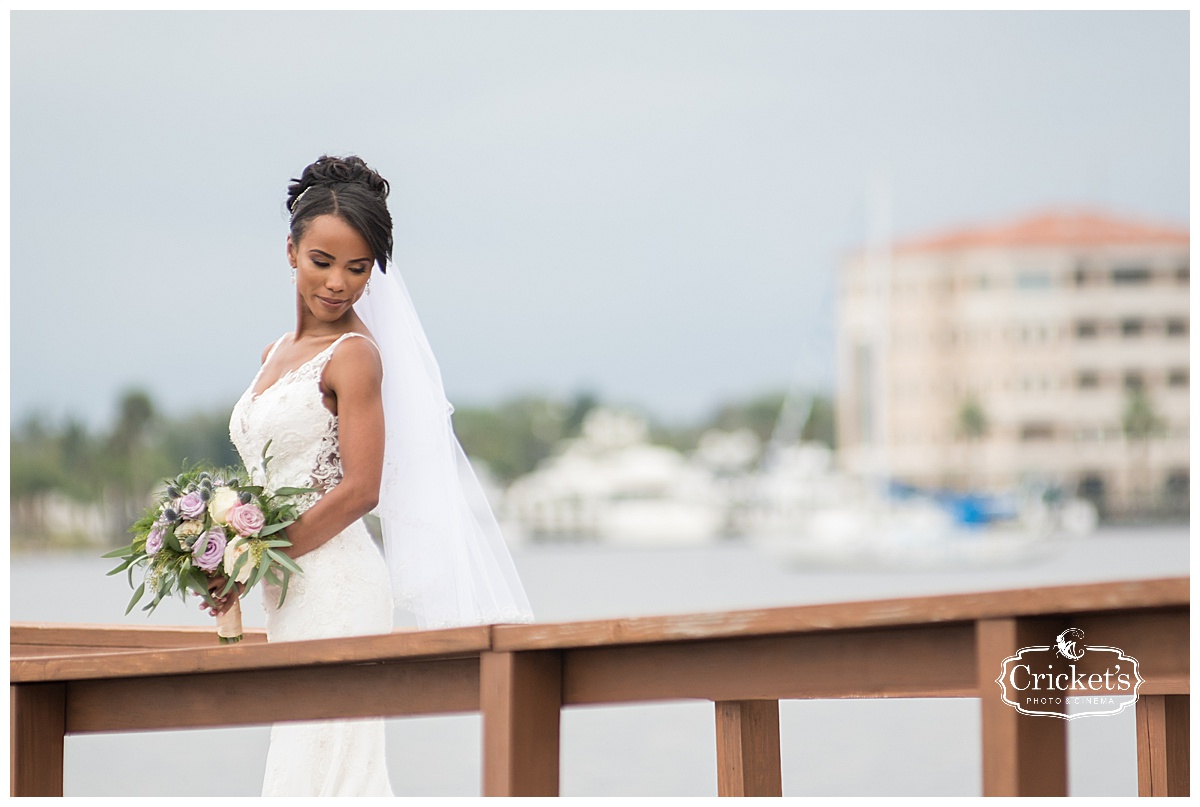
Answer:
355;265;534;629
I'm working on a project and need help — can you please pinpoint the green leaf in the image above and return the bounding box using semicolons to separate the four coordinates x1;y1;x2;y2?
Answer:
259;522;291;537
187;570;215;606
233;485;264;495
271;486;318;497
141;590;164;615
261;438;273;460
164;525;182;553
263;567;283;588
276;568;292;608
231;548;252;581
124;582;146;615
266;548;303;575
260;539;293;548
106;557;137;576
248;554;272;590
101;544;134;559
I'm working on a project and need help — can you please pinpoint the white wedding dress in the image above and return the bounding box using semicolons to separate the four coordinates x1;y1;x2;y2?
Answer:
230;331;395;797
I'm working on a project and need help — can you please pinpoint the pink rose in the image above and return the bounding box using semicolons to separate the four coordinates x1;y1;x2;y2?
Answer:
192;529;227;572
228;502;266;537
146;527;165;556
178;491;206;520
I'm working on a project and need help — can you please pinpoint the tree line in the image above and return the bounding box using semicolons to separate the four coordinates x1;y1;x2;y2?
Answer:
11;388;836;547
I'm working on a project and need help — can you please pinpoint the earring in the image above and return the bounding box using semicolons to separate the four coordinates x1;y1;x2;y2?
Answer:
290;266;296;285
366;277;372;295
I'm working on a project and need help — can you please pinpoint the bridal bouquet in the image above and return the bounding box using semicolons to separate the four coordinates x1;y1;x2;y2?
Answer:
105;449;308;643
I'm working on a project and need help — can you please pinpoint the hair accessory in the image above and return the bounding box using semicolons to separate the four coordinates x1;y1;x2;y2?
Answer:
290;187;312;217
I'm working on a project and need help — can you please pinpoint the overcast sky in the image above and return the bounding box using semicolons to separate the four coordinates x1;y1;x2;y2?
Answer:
10;11;1189;429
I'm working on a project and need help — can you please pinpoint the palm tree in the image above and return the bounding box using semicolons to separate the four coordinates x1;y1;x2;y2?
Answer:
1121;386;1165;517
106;389;159;536
956;395;988;490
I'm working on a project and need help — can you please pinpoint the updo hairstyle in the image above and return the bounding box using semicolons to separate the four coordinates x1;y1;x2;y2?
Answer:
287;155;393;273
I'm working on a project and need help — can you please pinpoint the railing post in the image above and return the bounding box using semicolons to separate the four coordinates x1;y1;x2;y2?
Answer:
10;683;66;797
714;699;782;796
480;650;562;796
1136;694;1190;796
976;618;1067;796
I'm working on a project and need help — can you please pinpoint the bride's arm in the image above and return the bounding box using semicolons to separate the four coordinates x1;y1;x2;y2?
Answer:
279;337;385;559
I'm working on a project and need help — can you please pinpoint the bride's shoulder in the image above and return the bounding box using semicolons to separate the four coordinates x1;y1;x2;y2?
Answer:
260;333;291;365
325;332;383;386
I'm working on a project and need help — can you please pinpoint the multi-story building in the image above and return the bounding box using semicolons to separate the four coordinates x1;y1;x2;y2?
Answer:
836;210;1189;519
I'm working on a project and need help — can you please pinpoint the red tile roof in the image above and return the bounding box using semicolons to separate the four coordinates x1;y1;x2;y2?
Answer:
893;210;1189;254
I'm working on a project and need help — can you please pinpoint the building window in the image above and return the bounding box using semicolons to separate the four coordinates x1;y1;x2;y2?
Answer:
1075;320;1098;338
1112;267;1152;285
1168;369;1189;388
1120;318;1144;337
1124;371;1144;390
1017;271;1052;289
1166;318;1189;337
1020;423;1055;441
1077;371;1100;389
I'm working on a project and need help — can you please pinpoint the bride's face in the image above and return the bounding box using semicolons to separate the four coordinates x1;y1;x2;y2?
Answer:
287;214;373;321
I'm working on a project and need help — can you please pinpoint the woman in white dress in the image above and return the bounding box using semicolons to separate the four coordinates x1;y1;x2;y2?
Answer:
218;155;396;796
207;155;532;796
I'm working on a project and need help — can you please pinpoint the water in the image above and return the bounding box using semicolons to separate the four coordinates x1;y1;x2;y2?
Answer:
11;526;1188;796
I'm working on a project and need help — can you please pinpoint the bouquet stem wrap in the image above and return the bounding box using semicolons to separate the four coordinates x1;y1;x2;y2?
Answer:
217;597;243;644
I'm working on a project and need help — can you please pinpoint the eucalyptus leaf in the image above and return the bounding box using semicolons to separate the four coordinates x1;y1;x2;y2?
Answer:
271;486;318;497
106;557;136;576
276;568;292;607
231;548;252;581
124;582;146;615
266;548;303;575
248;554;272;590
101;544;134;559
259;523;290;537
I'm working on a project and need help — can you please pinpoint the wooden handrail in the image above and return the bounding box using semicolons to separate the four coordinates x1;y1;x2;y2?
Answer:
10;576;1189;797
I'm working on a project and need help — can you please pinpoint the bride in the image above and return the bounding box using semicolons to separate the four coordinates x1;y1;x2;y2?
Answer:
207;155;533;796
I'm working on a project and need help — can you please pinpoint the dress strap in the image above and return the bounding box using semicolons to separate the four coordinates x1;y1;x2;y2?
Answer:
319;331;383;375
264;333;289;364
329;331;382;359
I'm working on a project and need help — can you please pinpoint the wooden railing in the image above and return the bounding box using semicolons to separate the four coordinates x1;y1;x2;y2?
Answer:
10;576;1189;797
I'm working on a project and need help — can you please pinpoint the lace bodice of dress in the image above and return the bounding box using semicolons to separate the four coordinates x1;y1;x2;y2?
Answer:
229;332;372;511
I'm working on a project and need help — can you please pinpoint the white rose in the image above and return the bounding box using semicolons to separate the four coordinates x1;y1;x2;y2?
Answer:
176;520;204;538
223;539;254;584
209;487;240;525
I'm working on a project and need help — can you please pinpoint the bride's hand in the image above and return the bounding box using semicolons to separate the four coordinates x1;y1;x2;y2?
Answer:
200;575;247;616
